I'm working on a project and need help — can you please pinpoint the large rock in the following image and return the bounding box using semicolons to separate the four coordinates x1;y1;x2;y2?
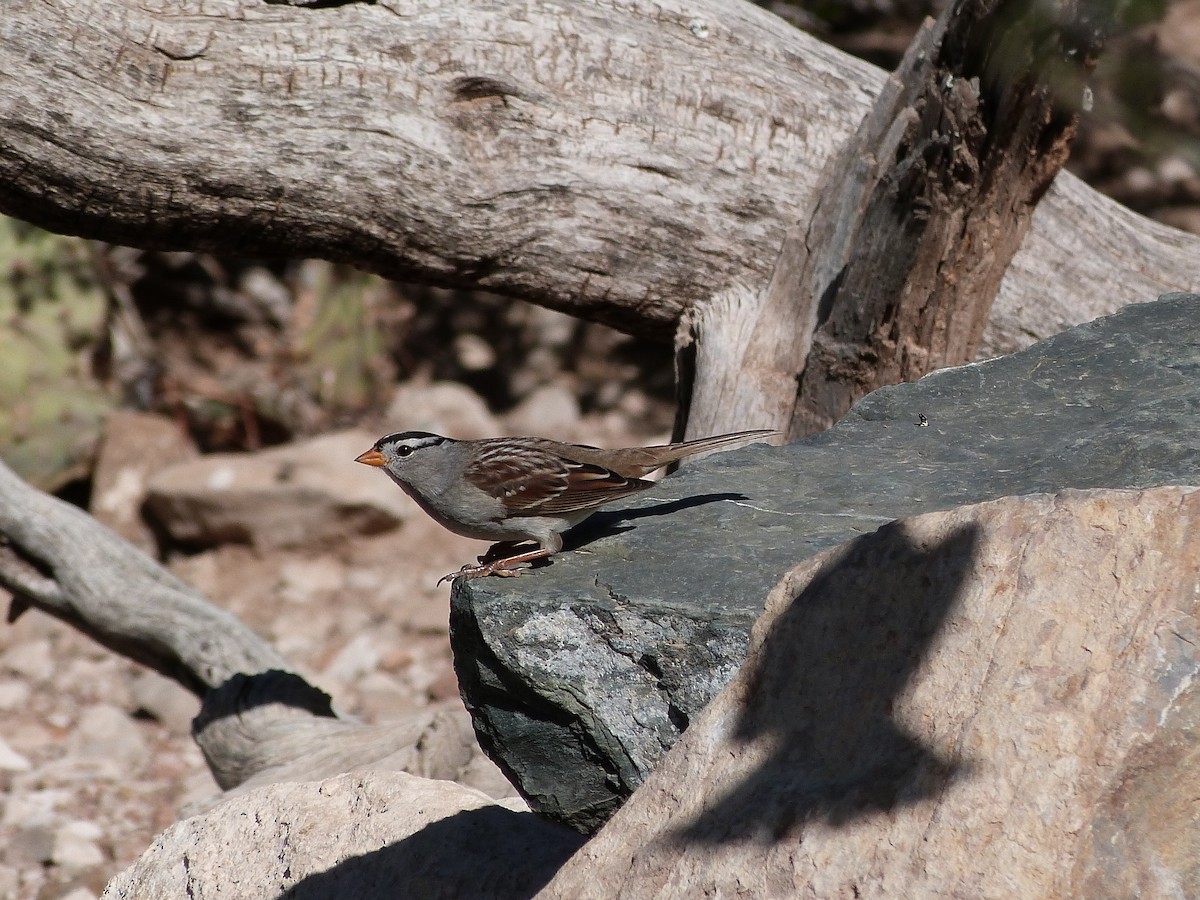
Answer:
540;487;1200;898
451;293;1200;831
102;771;583;900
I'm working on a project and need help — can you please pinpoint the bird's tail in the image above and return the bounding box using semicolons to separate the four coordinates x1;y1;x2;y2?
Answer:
611;429;778;477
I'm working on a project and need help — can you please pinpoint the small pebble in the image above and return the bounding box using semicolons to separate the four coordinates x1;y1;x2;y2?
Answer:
0;640;55;682
6;824;55;866
52;821;106;873
322;633;381;684
0;679;31;711
0;737;31;773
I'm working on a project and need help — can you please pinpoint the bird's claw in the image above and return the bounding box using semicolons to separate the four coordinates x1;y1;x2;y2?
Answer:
437;564;473;586
437;562;525;586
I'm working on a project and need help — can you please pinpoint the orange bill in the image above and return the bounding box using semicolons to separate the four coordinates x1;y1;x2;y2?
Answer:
355;449;386;466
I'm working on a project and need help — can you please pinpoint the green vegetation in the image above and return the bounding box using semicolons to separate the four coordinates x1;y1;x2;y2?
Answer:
0;217;116;489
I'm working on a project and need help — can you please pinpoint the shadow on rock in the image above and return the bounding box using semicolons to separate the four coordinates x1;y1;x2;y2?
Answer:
672;520;980;844
277;805;584;900
569;492;748;547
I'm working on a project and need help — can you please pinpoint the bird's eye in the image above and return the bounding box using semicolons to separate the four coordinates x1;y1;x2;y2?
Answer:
396;445;413;458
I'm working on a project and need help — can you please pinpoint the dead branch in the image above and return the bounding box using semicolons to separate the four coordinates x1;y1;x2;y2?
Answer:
0;459;291;694
0;458;479;793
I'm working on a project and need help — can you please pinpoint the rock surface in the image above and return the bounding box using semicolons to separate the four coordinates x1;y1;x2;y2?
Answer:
540;487;1200;898
452;292;1200;831
102;772;583;900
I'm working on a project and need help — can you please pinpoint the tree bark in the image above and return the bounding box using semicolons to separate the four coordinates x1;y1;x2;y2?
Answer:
1;0;1195;371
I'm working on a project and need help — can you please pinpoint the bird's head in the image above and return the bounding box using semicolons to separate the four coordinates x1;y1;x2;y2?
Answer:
355;431;451;475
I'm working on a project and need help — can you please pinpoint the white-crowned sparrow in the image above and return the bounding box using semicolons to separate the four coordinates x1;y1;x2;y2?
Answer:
355;429;775;583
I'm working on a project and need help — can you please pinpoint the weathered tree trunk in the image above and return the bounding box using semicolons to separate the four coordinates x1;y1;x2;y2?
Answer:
1;0;1196;439
681;0;1116;438
790;0;1113;436
0;0;879;339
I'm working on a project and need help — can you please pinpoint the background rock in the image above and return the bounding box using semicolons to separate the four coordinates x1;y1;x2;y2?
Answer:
52;821;105;874
68;705;149;779
143;429;410;550
0;738;30;774
540;487;1200;898
385;381;503;440
128;671;198;737
453;293;1200;831
90;411;197;554
504;385;583;439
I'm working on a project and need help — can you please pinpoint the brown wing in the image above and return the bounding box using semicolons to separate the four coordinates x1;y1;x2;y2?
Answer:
466;440;652;517
536;463;653;515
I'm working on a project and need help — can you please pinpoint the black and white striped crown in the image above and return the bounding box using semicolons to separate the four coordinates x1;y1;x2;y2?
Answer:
373;431;453;452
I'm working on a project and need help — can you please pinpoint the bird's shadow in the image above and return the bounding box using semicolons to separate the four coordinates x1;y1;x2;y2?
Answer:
472;493;747;568
565;492;747;549
662;521;979;845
